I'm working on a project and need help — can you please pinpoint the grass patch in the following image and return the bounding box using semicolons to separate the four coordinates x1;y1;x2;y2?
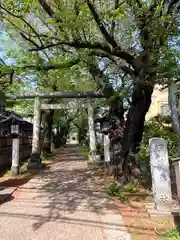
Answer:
42;149;59;161
162;228;180;239
0;167;10;177
76;146;89;160
124;182;139;193
106;181;127;203
0;153;53;183
0;164;39;187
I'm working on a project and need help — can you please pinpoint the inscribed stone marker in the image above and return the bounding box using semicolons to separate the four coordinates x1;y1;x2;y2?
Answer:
149;138;172;212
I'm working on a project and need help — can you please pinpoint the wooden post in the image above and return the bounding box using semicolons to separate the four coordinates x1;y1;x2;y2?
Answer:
87;99;96;162
28;97;42;167
11;137;20;175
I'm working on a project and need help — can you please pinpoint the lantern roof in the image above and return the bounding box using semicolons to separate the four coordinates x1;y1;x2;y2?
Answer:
0;111;32;127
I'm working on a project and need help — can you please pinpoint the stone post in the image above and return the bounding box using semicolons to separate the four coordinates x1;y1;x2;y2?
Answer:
172;159;180;202
11;137;20;175
28;97;42;167
87;99;96;162
104;134;110;163
149;138;172;212
168;85;180;134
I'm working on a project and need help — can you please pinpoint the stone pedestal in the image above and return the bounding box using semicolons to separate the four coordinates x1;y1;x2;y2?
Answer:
88;151;96;163
149;138;172;212
11;138;20;175
87;99;96;163
172;158;180;202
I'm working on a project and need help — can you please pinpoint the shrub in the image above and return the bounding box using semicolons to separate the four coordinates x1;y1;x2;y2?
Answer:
139;115;180;181
124;182;138;193
106;182;126;203
163;228;180;240
139;115;180;163
107;181;120;196
96;143;104;155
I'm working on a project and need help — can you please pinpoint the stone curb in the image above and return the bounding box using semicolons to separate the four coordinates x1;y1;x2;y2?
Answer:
0;187;17;204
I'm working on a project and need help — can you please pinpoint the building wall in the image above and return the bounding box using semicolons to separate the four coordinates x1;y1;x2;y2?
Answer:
146;85;170;121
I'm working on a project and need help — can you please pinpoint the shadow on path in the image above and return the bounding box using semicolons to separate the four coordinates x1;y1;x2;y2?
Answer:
0;146;132;239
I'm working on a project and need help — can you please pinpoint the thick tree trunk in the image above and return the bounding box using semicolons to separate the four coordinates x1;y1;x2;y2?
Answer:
88;60;154;183
112;83;154;184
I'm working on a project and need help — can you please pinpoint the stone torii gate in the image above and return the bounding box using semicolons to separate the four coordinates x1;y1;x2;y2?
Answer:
7;92;104;168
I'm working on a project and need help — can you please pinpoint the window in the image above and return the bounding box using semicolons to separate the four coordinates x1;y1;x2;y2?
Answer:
161;102;170;116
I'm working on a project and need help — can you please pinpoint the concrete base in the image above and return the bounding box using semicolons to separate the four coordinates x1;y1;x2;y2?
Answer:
30;153;41;163
88;153;96;163
28;153;42;168
88;154;102;163
27;162;45;170
145;202;180;217
11;166;19;175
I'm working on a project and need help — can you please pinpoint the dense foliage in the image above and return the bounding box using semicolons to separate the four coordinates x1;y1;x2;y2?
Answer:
139;115;180;179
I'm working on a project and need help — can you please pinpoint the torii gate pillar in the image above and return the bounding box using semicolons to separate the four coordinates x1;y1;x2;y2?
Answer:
87;99;96;162
28;97;43;168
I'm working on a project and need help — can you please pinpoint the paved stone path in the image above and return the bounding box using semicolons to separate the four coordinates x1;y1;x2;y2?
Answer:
0;146;131;240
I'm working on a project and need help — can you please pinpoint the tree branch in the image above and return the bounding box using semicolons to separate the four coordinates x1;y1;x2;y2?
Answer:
89;51;135;76
135;0;143;8
38;0;65;32
167;0;180;13
9;70;14;84
89;50;117;63
38;0;54;17
119;65;135;76
29;40;135;66
20;32;40;48
22;59;80;71
0;4;44;47
86;0;118;48
111;0;119;38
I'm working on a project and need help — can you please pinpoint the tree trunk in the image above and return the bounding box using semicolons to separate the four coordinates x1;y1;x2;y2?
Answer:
113;83;154;184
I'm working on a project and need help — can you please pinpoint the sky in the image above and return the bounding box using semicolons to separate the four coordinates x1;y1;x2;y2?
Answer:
0;31;16;65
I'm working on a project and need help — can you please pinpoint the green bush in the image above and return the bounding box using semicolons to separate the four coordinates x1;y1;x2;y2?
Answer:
107;181;120;196
163;228;180;240
139;115;180;180
124;182;138;193
96;143;104;155
106;182;126;203
139;115;180;162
